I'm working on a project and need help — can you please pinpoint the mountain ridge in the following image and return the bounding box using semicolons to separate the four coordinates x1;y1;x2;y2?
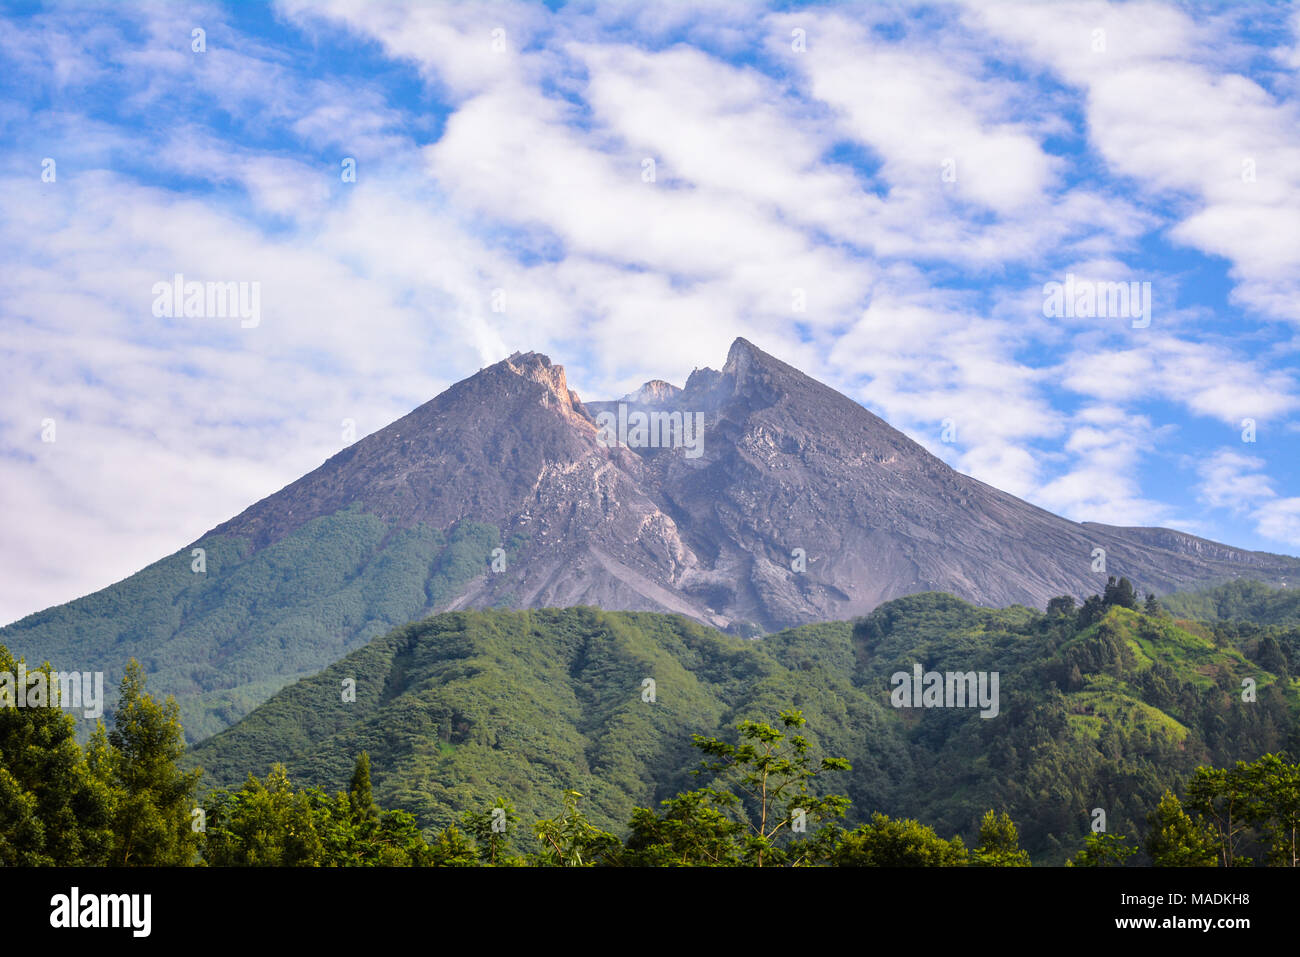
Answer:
196;336;1300;627
4;337;1298;739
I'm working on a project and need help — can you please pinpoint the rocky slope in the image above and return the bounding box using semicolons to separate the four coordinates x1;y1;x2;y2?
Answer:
204;337;1300;630
5;338;1297;738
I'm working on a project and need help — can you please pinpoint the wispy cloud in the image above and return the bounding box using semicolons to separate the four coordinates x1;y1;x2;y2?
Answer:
2;0;1297;624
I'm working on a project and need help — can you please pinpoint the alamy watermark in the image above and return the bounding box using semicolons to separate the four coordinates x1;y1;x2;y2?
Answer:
1042;273;1151;328
0;664;104;719
50;887;150;937
890;663;999;718
595;403;704;459
151;273;261;328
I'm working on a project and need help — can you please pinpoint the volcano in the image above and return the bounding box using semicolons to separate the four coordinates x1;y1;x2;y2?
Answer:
4;337;1295;737
205;336;1300;627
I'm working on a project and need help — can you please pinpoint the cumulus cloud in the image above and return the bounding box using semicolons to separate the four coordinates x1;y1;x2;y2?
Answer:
1196;448;1300;548
1032;406;1178;527
1059;337;1300;424
962;0;1300;322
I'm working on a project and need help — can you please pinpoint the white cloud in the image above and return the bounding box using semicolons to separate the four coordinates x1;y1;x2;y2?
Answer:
962;0;1300;322
2;0;1298;625
781;12;1059;213
1195;447;1300;548
1032;405;1176;526
1059;337;1300;424
276;0;547;99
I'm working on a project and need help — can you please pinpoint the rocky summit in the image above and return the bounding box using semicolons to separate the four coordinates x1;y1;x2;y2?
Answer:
7;337;1297;739
206;337;1300;631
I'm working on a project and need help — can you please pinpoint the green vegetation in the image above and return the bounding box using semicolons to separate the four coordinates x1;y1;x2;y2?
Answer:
5;647;1298;866
203;756;438;866
0;509;503;740
173;582;1298;862
7;575;1300;865
1068;832;1137;867
972;810;1032;866
824;813;968;866
1163;579;1300;626
0;648;198;865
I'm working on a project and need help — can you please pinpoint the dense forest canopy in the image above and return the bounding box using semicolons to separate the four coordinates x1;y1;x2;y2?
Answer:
4;580;1296;865
2;645;1295;866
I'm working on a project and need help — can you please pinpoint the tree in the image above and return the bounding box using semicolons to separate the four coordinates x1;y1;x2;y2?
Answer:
828;813;968;866
1186;764;1253;867
311;769;431;866
202;760;437;867
462;796;522;866
0;766;48;865
532;790;619;866
692;708;851;866
1068;832;1135;867
1241;754;1300;867
623;787;744;866
425;824;479;867
1077;594;1108;628
972;810;1031;866
104;660;202;866
1145;789;1217;866
1144;593;1162;617
306;788;369;865
348;752;378;821
372;809;436;866
1067;663;1085;692
0;648;114;865
1103;576;1139;611
203;766;323;866
1255;637;1289;677
1047;596;1077;618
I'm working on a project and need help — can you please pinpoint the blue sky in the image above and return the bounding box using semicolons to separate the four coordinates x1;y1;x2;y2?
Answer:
2;0;1299;624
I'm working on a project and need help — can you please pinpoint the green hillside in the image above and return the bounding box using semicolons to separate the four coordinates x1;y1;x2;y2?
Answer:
1163;579;1300;626
0;507;507;740
190;591;1300;862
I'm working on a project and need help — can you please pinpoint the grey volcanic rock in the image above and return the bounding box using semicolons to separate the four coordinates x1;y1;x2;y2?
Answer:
207;338;1300;631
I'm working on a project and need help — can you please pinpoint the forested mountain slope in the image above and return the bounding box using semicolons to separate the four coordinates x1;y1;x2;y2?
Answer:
190;591;1300;861
6;341;1297;741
